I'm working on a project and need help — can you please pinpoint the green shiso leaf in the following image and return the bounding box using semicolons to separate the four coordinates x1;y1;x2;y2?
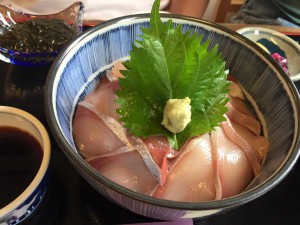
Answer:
116;0;230;150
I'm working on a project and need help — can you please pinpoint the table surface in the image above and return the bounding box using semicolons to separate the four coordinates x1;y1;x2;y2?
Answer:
1;26;300;225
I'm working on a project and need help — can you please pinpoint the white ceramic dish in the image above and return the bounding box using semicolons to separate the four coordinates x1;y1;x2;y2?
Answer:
0;106;51;224
237;27;300;82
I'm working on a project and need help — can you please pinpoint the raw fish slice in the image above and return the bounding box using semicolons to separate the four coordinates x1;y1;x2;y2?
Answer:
152;134;216;202
228;96;253;116
132;136;171;186
84;76;120;120
75;101;171;185
210;131;222;200
73;102;133;161
142;136;172;186
111;60;126;78
227;74;236;82
88;151;158;195
229;81;244;100
221;119;261;176
226;102;261;136
228;80;261;135
231;121;269;163
105;60;126;82
212;127;253;199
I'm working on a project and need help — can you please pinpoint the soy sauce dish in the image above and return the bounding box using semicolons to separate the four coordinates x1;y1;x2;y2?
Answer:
0;106;51;224
45;13;300;220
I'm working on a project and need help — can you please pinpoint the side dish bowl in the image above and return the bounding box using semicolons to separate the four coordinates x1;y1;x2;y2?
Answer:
237;27;300;82
0;106;51;224
0;2;84;66
45;14;300;220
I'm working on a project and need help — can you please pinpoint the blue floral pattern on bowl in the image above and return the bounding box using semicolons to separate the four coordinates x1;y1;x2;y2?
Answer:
2;174;48;225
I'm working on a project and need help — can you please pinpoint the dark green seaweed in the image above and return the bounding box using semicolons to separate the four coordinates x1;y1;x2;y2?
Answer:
0;18;76;53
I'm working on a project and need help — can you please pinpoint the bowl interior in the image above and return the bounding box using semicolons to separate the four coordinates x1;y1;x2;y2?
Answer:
237;27;300;81
46;15;300;209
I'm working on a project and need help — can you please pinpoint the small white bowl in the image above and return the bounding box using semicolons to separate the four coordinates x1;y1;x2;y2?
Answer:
0;106;51;224
237;27;300;81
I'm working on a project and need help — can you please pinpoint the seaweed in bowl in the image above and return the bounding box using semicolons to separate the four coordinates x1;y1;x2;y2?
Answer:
0;18;76;53
0;2;84;65
45;0;300;220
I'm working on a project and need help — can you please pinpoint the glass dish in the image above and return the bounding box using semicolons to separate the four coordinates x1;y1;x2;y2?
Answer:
0;2;84;66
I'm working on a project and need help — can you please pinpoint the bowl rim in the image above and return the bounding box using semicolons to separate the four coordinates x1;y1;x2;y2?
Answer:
236;26;300;81
0;106;51;218
45;13;300;210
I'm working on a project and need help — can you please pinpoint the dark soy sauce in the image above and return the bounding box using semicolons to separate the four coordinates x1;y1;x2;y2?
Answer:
0;126;43;209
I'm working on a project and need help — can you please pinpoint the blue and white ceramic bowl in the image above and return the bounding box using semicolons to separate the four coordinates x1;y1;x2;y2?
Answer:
0;106;51;225
45;14;300;220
